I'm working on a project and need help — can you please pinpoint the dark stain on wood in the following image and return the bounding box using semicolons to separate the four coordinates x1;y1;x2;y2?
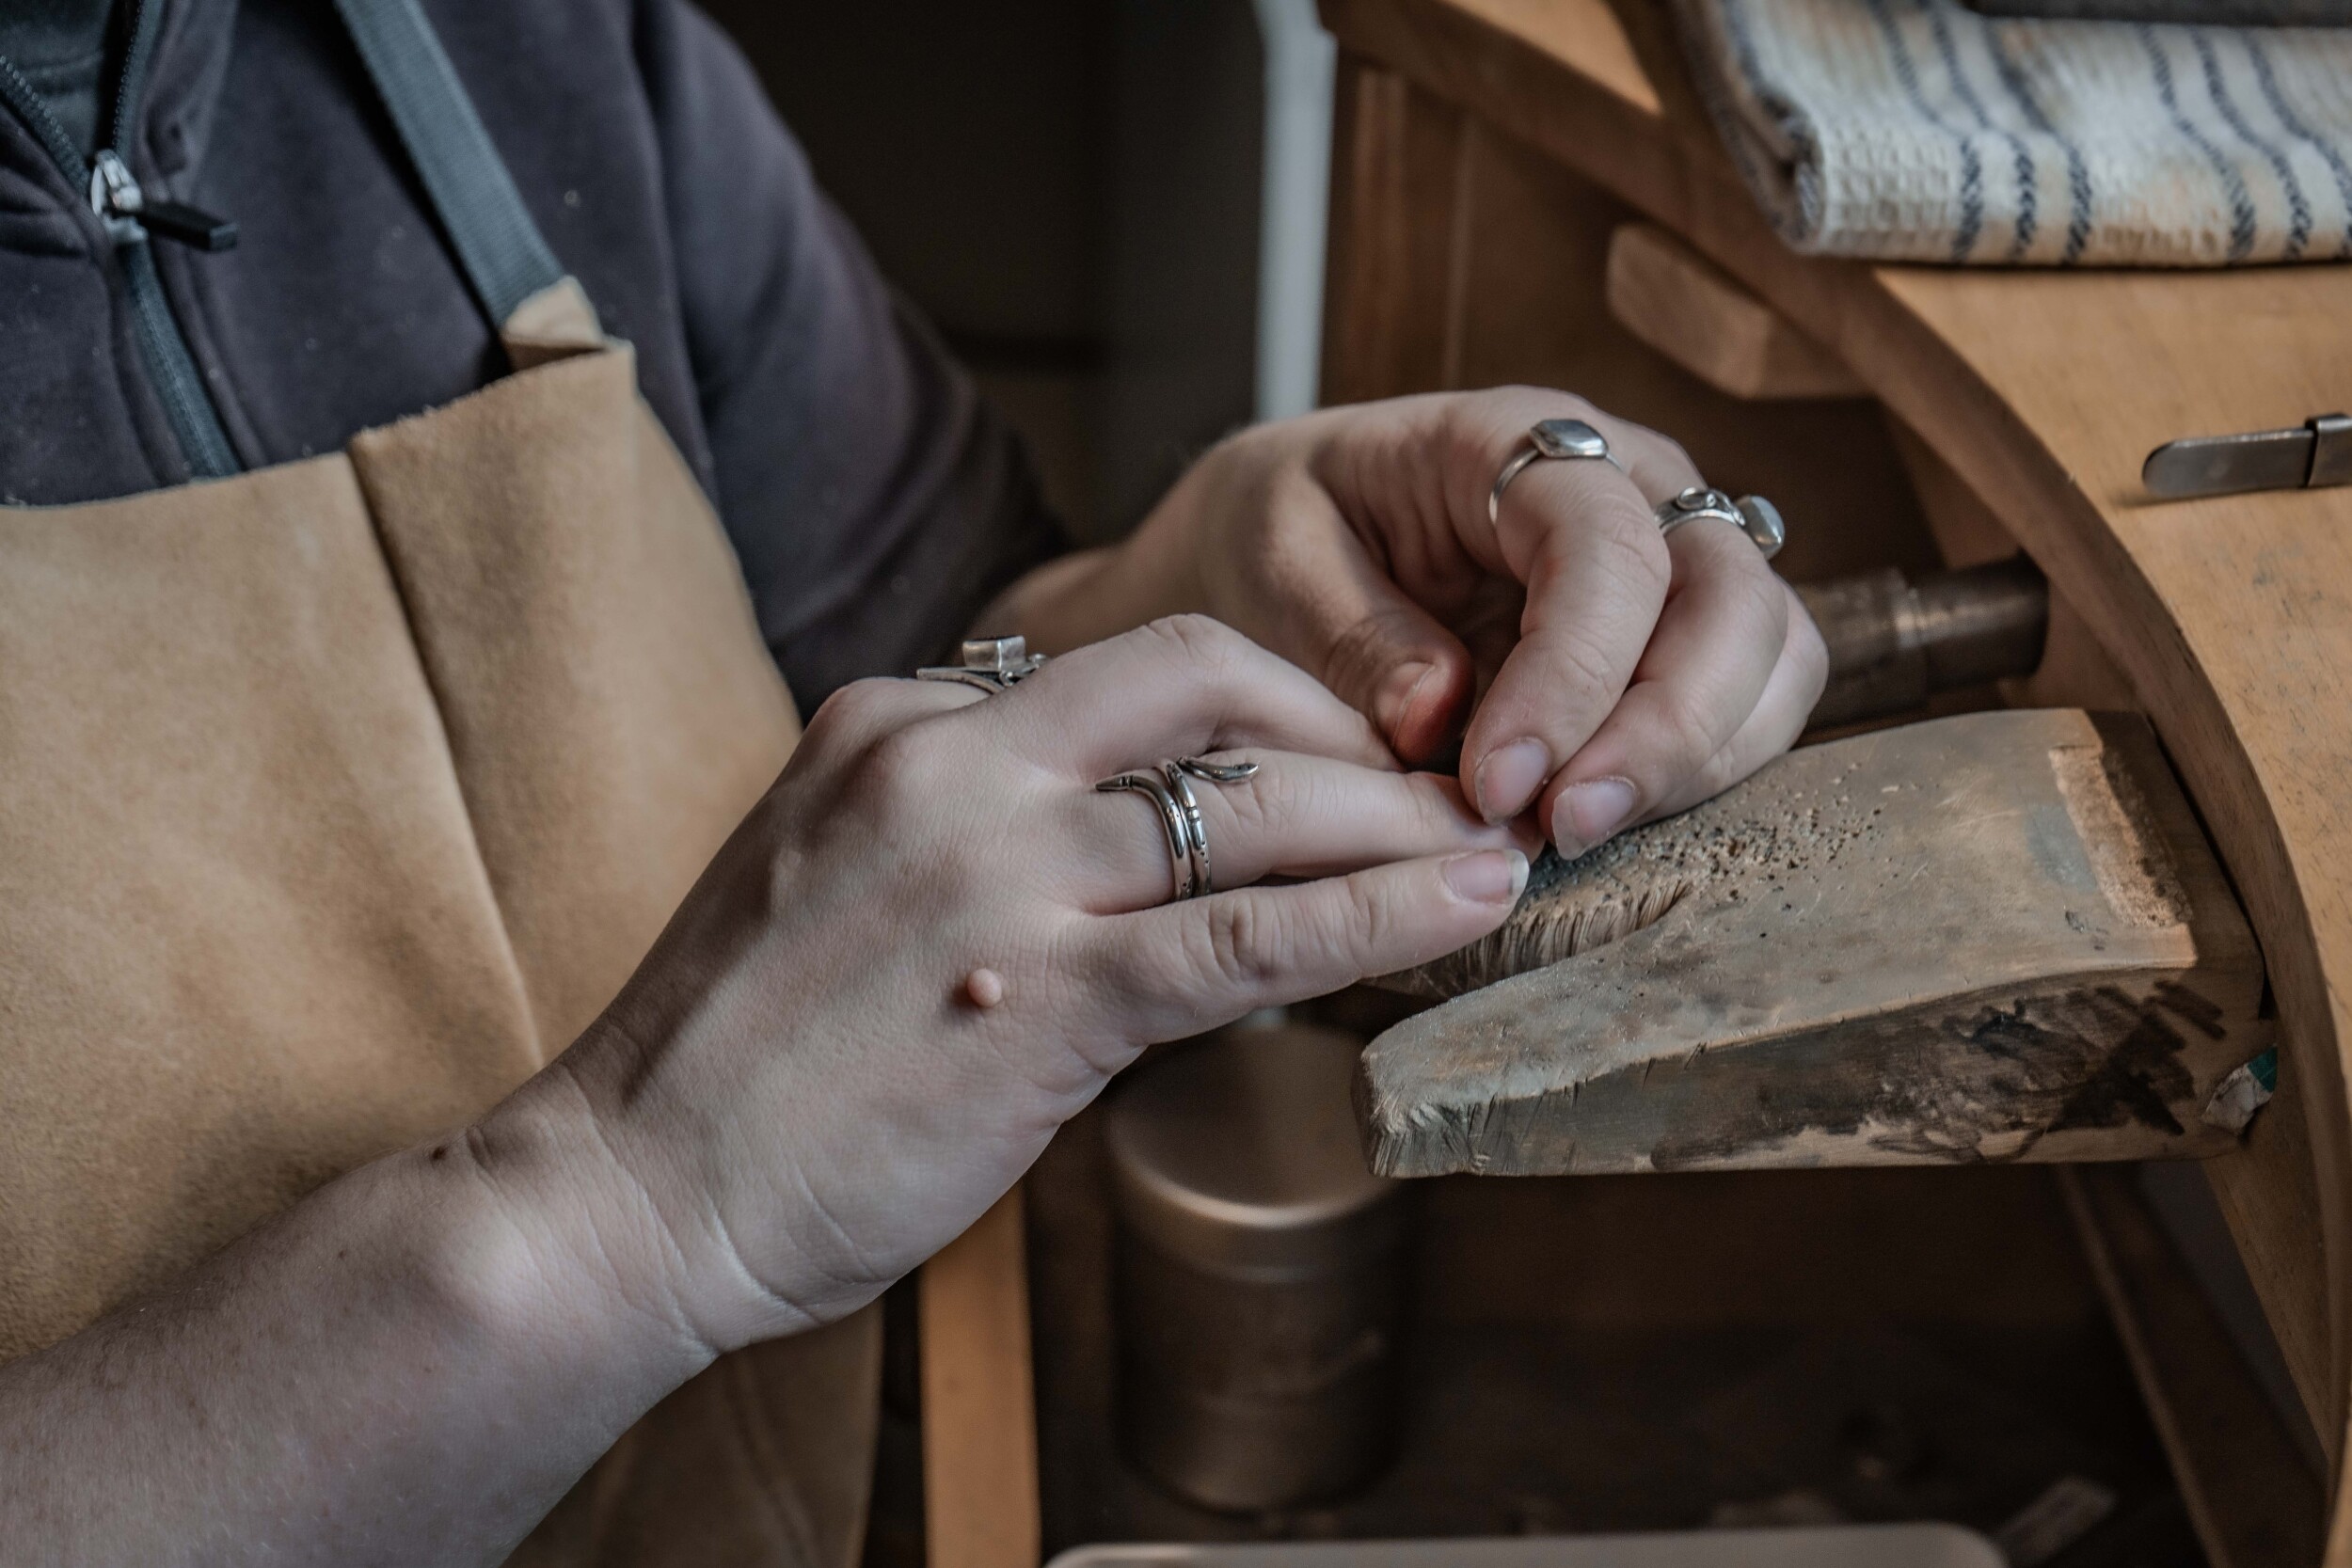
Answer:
1639;982;2208;1171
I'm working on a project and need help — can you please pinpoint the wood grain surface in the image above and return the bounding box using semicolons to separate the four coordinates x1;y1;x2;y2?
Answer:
920;1188;1039;1568
1605;223;1865;401
2063;1165;2328;1568
1360;709;2268;1177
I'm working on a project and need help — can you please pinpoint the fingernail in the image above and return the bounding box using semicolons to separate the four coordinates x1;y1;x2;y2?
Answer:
1474;737;1550;823
1552;777;1639;859
1443;847;1531;904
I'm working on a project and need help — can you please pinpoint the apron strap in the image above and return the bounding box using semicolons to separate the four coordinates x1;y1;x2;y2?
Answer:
331;0;574;331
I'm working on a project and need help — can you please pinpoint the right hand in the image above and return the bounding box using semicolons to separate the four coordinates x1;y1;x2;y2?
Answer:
496;616;1532;1354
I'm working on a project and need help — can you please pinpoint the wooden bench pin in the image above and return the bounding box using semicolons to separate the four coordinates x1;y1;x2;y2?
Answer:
1359;708;2270;1178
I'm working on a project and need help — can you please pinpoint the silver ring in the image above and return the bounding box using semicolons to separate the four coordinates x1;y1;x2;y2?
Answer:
1173;756;1261;785
1160;763;1211;897
917;634;1048;693
1653;486;1787;562
1488;418;1629;529
1094;756;1261;903
1096;769;1196;901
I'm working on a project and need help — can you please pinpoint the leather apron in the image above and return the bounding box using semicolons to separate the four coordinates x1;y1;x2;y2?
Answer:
0;3;877;1562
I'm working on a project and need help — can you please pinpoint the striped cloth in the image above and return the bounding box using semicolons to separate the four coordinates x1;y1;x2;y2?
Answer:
1674;0;2352;264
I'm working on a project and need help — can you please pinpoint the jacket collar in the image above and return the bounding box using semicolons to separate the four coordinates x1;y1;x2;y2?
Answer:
132;0;238;189
0;0;239;217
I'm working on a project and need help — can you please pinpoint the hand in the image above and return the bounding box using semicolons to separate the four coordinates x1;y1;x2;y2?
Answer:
507;617;1530;1352
997;389;1826;857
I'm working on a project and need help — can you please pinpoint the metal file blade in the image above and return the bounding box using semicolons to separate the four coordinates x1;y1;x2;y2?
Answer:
2144;413;2352;499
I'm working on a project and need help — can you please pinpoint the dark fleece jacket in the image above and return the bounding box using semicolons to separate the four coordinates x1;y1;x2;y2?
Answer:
0;0;1067;704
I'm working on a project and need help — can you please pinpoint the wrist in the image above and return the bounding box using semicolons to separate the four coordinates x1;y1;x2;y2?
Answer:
432;1056;732;1382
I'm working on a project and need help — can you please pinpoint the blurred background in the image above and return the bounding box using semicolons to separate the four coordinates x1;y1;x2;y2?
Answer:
701;0;1303;545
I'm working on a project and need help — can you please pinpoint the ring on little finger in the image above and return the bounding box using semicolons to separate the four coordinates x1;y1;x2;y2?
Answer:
1094;756;1260;903
1653;486;1787;561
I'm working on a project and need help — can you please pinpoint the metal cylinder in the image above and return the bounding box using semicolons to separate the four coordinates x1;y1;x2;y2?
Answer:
1798;554;2048;728
1104;1022;1410;1513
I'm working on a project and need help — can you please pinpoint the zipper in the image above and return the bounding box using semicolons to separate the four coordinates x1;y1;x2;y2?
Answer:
0;0;240;479
92;148;237;251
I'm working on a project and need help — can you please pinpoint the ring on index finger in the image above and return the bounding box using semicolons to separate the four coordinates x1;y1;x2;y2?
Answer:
1488;418;1630;530
1094;756;1260;903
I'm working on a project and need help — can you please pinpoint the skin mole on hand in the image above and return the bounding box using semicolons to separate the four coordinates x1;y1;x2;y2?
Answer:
963;968;1007;1009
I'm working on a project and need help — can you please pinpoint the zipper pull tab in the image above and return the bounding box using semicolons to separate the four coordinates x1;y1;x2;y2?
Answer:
88;150;237;253
136;198;237;252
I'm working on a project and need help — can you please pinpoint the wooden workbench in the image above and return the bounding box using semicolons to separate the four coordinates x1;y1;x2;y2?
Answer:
910;7;2352;1564
1310;0;2352;1557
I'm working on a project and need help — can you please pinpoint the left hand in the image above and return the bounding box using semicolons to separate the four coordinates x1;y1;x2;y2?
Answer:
993;388;1827;856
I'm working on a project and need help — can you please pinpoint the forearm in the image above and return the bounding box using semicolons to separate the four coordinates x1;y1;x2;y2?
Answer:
0;1072;707;1568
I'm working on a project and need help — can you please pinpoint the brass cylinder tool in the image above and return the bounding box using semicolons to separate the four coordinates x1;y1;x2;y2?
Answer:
1104;1022;1410;1512
1798;556;2049;729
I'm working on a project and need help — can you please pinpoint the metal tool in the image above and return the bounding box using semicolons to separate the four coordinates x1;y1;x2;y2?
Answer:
1797;555;2049;729
2143;412;2352;500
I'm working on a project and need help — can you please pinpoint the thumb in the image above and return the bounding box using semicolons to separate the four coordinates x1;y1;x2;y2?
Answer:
1269;541;1475;765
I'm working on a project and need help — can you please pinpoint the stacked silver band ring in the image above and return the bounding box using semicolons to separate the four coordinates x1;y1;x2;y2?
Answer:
1097;768;1196;901
1096;756;1261;902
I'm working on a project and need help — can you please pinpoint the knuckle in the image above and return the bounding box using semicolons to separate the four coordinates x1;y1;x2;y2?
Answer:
1225;763;1290;836
1198;898;1281;993
1458;387;1586;460
850;723;946;818
1143;611;1246;669
1504;386;1598;421
800;676;906;753
1738;557;1791;632
1547;621;1630;706
1343;877;1394;968
1323;604;1438;703
1582;500;1674;590
1648;689;1729;772
1106;926;1197;1018
1406;770;1474;836
1645;431;1698;480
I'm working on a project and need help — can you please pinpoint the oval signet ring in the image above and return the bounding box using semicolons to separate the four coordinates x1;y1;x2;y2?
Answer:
1488;418;1629;529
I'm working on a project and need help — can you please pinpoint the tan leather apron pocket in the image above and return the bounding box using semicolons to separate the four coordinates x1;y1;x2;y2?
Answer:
0;341;797;1360
352;344;801;1053
0;452;539;1354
